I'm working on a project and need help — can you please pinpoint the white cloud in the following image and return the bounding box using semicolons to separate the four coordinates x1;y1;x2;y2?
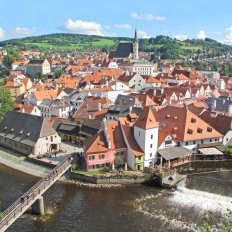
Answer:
131;12;165;21
225;26;232;43
138;30;150;39
174;34;188;41
197;30;207;39
114;24;131;29
0;27;5;38
12;27;34;36
62;18;104;35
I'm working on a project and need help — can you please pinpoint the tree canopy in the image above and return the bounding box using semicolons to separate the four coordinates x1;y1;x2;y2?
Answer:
0;89;14;121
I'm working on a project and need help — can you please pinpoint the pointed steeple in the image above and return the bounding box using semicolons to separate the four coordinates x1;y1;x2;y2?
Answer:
134;28;138;42
133;28;139;60
134;106;158;129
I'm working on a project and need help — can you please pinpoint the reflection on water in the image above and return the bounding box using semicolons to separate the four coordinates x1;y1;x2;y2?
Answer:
1;164;232;232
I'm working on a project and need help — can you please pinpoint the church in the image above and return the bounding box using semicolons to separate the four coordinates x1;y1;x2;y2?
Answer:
110;29;139;63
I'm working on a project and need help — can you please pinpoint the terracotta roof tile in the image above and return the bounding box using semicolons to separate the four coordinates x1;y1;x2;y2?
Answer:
120;124;143;156
134;106;158;130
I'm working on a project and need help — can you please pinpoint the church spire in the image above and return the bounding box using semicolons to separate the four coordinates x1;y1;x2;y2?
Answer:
133;28;139;60
134;28;138;42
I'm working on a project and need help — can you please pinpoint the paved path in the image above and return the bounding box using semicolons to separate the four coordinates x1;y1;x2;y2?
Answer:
0;142;83;177
0;147;49;176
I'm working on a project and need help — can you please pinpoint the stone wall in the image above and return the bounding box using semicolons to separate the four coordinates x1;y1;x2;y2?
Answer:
70;172;150;185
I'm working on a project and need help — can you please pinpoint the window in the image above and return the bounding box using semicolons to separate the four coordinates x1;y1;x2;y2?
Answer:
191;118;196;123
210;139;212;142
150;144;153;148
193;141;196;144
215;138;218;142
186;142;188;145
89;155;95;160
165;140;172;146
99;154;105;159
51;136;53;142
139;131;140;137
150;153;152;157
151;134;153;139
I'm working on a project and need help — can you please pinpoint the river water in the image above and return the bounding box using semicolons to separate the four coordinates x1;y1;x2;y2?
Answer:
1;164;232;232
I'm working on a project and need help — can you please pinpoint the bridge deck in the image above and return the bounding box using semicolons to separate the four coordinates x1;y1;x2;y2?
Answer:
0;157;72;232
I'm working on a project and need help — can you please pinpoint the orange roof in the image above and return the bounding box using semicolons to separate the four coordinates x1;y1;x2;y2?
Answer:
84;131;109;154
4;81;15;87
120;124;144;157
34;90;58;101
134;106;158;130
155;105;223;141
83;96;113;105
146;76;161;83
15;104;36;114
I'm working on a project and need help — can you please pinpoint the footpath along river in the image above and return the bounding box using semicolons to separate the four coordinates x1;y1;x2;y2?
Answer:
1;162;232;231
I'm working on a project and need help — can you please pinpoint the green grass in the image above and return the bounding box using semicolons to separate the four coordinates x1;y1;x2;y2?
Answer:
91;39;115;47
24;38;115;50
72;169;108;176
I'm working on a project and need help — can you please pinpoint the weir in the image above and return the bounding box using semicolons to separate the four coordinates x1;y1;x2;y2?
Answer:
0;157;72;232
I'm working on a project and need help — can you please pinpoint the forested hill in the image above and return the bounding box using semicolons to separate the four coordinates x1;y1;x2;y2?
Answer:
1;33;232;60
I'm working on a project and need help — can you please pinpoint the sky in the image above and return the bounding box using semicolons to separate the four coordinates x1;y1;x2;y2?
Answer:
1;0;232;44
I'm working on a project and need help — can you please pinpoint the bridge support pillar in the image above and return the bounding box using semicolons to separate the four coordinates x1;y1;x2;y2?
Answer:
32;196;44;215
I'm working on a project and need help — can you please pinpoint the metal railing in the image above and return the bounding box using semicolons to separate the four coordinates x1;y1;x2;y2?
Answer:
0;157;72;231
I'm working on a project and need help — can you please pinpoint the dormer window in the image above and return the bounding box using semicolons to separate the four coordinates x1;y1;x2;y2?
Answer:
191;118;196;123
27;132;30;136
172;127;177;133
207;127;212;132
166;114;170;118
11;128;14;132
187;129;193;134
173;116;178;120
197;128;203;133
4;127;7;130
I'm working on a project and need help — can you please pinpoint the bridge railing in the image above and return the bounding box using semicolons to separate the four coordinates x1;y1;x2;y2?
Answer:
0;157;72;230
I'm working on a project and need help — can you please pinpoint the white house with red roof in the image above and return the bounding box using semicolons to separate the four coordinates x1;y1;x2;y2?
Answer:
133;107;159;167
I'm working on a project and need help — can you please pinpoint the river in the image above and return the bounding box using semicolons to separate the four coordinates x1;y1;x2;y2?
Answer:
1;164;232;232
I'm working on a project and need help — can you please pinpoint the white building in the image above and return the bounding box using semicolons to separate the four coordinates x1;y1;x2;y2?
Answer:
133;107;159;167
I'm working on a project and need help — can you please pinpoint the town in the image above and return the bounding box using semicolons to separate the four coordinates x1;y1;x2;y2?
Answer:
0;29;231;186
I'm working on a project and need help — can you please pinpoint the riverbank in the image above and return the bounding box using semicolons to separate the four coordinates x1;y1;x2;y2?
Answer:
0;147;50;177
0;146;149;188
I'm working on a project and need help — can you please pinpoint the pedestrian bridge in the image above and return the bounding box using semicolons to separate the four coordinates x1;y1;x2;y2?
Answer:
0;157;72;232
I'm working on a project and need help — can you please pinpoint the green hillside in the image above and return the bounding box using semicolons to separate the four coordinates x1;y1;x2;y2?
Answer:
1;33;232;61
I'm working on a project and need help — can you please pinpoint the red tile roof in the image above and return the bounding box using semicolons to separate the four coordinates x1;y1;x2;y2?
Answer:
134;106;158;130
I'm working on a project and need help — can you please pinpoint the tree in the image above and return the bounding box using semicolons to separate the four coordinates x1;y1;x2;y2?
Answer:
0;89;14;122
54;69;65;79
115;155;124;167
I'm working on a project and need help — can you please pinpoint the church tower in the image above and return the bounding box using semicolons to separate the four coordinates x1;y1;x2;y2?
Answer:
133;28;139;60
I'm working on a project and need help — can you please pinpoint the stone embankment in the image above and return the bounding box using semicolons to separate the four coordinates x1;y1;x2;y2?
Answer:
62;179;123;188
0;148;148;188
0;148;49;177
